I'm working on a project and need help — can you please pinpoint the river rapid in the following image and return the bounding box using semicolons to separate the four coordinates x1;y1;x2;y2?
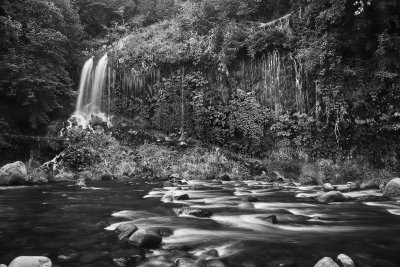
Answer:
1;179;400;266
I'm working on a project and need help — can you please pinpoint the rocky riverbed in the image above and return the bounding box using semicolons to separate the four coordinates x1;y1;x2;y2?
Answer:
1;177;400;266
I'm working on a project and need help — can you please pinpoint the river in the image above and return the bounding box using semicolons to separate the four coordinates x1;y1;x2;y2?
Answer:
1;179;400;266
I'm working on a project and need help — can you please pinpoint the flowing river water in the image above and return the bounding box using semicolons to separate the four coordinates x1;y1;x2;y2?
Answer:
1;179;400;266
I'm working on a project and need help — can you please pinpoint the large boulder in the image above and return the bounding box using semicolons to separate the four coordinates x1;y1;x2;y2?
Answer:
383;178;400;197
323;183;334;192
337;254;355;267
314;257;339;267
129;228;162;248
8;256;52;267
0;161;28;185
173;207;212;218
116;221;138;240
317;191;349;204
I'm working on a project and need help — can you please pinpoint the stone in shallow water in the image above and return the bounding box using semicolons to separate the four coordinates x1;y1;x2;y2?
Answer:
116;221;138;240
175;194;190;201
317;191;349;204
129;228;162;248
219;174;231;181
323;183;334;192
173;207;213;218
147;226;174;237
314;257;339;267
174;258;196;267
336;254;355;267
8;256;52;267
383;178;400;197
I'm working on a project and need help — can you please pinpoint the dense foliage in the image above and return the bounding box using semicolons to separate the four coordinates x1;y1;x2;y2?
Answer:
1;0;400;171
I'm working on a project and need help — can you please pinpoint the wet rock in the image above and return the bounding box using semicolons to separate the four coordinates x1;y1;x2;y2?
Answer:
112;253;143;267
202;249;219;258
116;221;138;240
336;254;355;267
0;264;7;267
175;194;190;201
334;182;358;192
383;178;400;197
128;228;162;248
323;183;334;191
247;196;258;202
317;191;349;204
0;161;28;185
95;220;110;228
174;258;196;267
219;174;231;181
262;215;278;224
314;257;339;267
8;256;52;267
173;207;213;218
147;226;174;237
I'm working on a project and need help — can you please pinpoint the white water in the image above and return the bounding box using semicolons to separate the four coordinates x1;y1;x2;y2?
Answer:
66;54;110;130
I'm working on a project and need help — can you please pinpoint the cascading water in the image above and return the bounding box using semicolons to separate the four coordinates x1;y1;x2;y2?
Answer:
67;54;110;130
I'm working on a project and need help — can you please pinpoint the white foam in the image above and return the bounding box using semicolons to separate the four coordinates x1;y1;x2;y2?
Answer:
211;214;278;231
387;209;400;216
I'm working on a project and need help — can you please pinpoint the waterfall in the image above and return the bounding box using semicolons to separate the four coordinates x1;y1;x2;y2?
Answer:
76;57;93;114
89;54;108;114
67;54;110;130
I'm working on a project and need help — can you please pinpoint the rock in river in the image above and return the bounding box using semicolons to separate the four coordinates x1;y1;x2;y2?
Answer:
383;178;400;197
174;258;196;267
175;194;190;201
317;191;349;204
314;257;339;267
129;228;162;248
0;161;28;185
8;256;52;267
174;207;212;218
337;254;355;267
219;174;231;181
323;183;334;191
116;221;138;240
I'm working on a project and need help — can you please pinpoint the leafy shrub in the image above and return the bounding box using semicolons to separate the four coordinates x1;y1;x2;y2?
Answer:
62;127;118;171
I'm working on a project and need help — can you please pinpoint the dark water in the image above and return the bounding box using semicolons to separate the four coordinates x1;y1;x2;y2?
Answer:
1;180;400;267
